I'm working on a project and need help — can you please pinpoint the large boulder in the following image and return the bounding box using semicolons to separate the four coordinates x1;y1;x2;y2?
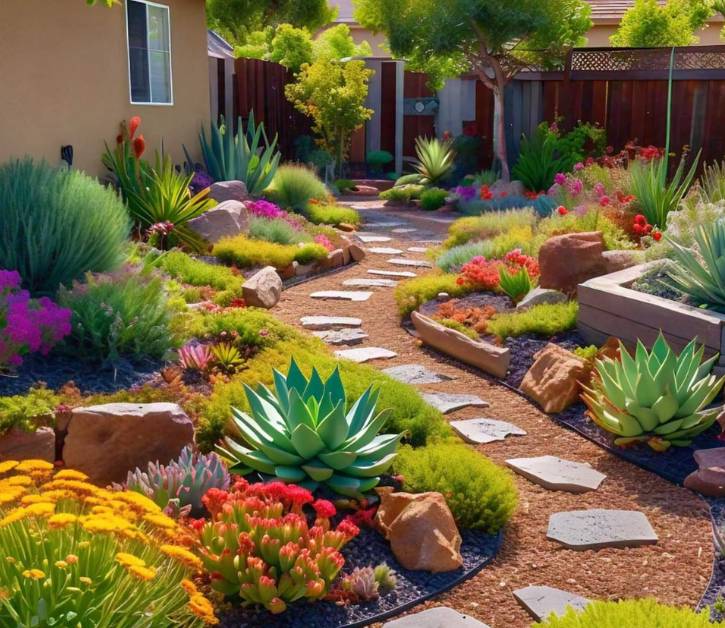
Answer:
520;344;592;414
242;266;283;309
62;403;194;485
209;180;249;203
187;200;249;244
348;243;366;262
0;426;55;462
539;231;607;295
411;311;510;378
376;489;462;573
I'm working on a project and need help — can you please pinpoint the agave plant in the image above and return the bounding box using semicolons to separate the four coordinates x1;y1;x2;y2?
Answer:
413;137;455;185
197;113;281;195
582;333;724;451
220;359;402;497
211;342;244;373
121;446;231;517
498;266;535;303
666;218;725;312
178;342;213;373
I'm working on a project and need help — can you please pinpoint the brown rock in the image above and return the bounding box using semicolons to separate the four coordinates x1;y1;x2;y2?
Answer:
0;427;55;462
684;448;725;497
278;263;296;279
62;403;194;485
187;200;249;244
376;489;463;573
324;249;345;269
411;311;510;378
602;250;637;274
337;223;357;232
539;232;607;295
242;266;282;309
348;243;366;262
521;344;592;414
209;180;249;203
349;185;379;196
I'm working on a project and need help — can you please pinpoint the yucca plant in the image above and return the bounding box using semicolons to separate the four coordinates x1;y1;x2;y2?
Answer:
413;137;455;185
220;359;402;497
498;266;535;303
666;218;725;312
582;333;724;451
629;152;700;228
198;113;281;195
698;160;725;204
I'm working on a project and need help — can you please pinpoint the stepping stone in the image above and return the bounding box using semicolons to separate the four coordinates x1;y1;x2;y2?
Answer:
368;247;404;255
335;347;397;363
369;269;417;278
387;258;433;268
392;228;417;233
343;278;397;288
310;291;372;302
505;456;606;493
313;328;368;346
547;509;658;550
417;239;443;245
383;607;490;628
357;234;392;243
513;586;591;621
383;364;454;385
451;418;526;444
367;222;404;228
422;393;489;414
300;316;362;330
407;246;429;253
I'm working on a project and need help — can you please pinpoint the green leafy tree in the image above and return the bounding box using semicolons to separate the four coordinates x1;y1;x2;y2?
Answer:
355;0;591;180
313;24;372;62
269;25;315;72
610;0;714;47
715;0;725;38
285;59;373;177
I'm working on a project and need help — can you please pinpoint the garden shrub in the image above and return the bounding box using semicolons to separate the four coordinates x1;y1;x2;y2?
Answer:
487;301;579;340
154;250;244;294
0;386;59;435
0;158;129;294
436;226;535;272
533;599;713;628
394;173;423;187
265;164;329;211
420;187;449;211
444;209;537;248
379;184;425;204
458;194;555;217
213;234;327;269
394;273;472;317
393;443;517;533
58;269;176;363
248;216;310;245
305;202;361;226
366;149;394;175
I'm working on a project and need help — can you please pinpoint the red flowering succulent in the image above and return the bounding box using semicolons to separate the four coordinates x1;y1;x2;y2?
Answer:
632;214;653;237
457;256;503;290
196;479;359;614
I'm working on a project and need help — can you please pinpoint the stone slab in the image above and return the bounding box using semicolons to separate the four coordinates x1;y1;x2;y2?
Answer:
368;269;417;278
357;234;393;243
505;456;606;493
422;393;489;414
392;228;418;233
368;247;404;255
313;328;369;346
310;291;372;302
451;418;526;444
513;585;591;621
518;287;568;309
547;509;658;550
382;364;454;385
407;246;429;253
343;278;398;288
300;316;363;329
387;258;433;268
367;222;404;228
335;347;398;363
383;607;490;628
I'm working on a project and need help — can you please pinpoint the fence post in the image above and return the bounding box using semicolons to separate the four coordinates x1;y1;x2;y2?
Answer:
560;49;574;130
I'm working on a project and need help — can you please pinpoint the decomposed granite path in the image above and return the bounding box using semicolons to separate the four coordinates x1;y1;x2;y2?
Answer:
272;200;713;628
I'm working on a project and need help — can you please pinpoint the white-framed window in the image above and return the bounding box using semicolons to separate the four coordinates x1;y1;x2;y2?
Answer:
125;0;173;105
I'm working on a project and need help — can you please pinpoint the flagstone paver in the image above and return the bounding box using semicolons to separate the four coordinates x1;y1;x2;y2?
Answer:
343;278;398;288
300;316;362;329
547;510;658;550
388;258;433;268
310;291;372;302
335;347;398;363
506;456;606;493
383;607;491;628
407;246;429;253
451;418;526;444
391;227;417;233
368;269;416;278
312;328;369;346
422;393;489;414
513;586;591;621
368;247;404;255
382;363;454;385
357;234;393;243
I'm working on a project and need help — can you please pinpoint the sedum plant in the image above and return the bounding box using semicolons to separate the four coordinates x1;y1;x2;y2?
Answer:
665;218;725;312
413;137;455;185
582;333;724;451
220;359;402;497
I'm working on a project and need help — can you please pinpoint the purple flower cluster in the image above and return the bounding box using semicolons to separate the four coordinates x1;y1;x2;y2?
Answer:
454;186;477;202
550;173;583;197
190;170;214;195
245;199;288;220
0;270;72;370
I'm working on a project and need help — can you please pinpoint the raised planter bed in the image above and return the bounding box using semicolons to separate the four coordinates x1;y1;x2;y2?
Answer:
577;263;725;372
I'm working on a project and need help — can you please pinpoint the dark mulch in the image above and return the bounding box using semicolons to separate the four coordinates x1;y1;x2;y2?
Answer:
218;528;502;628
418;292;514;319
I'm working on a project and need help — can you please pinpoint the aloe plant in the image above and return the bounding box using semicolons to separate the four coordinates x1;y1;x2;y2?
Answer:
220;359;402;497
498;266;535;303
582;333;724;451
198;113;281;195
666;218;725;312
414;137;455;185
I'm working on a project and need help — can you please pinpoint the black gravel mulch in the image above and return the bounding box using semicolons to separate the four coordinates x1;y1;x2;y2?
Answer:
218;528;502;628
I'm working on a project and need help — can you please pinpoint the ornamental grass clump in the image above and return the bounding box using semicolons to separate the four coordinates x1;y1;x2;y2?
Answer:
265;164;329;212
195;478;359;614
582;333;724;451
0;461;217;626
221;359;402;497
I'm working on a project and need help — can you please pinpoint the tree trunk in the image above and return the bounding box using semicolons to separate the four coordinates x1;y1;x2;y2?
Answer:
492;81;510;181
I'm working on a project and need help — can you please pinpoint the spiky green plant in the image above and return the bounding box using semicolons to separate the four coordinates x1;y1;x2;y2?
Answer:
666;218;725;312
699;160;725;203
512;124;568;192
498;266;535;303
413;137;455;185
220;359;402;497
582;333;724;451
197;113;281;195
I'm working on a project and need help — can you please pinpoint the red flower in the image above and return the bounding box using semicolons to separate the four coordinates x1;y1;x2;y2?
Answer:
652;230;662;241
128;116;141;139
312;499;336;519
634;214;647;226
480;185;493;201
557;206;568;216
132;134;146;159
599;195;611;207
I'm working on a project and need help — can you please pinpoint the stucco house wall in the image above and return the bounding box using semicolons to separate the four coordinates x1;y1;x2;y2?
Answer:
0;0;210;177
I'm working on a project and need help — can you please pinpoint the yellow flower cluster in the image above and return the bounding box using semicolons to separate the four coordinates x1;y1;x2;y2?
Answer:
181;578;220;625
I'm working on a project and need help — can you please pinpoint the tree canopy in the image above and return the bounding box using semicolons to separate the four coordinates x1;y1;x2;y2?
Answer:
610;0;714;47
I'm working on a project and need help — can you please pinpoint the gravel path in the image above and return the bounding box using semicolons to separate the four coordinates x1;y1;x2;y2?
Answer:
273;201;714;628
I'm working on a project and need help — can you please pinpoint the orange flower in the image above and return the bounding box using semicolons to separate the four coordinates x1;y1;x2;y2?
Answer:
129;116;141;138
133;135;146;159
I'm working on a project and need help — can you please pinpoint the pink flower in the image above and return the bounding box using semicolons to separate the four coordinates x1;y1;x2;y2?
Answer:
554;173;567;186
573;162;584;171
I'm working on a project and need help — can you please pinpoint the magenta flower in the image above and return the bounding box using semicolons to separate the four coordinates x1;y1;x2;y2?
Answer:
554;173;567;186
